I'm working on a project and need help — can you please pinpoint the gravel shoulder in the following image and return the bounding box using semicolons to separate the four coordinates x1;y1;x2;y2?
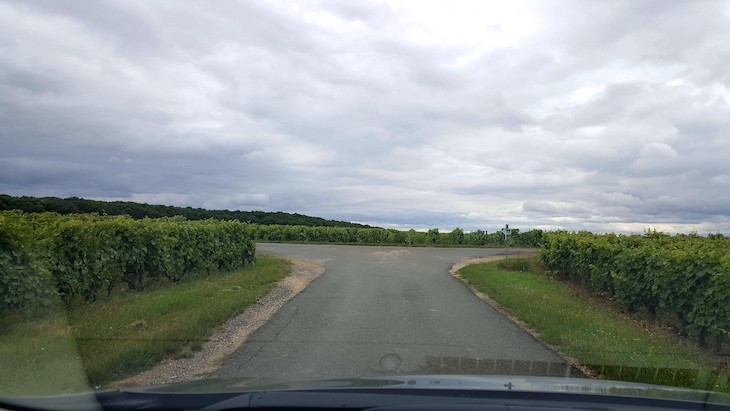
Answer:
110;257;325;388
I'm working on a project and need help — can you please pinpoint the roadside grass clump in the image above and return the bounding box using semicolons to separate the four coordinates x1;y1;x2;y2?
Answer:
0;255;290;396
495;256;547;272
458;256;729;393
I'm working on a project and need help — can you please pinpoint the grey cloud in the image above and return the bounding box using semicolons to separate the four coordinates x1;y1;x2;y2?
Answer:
16;0;163;54
320;0;396;26
0;157;133;196
0;158;94;185
1;0;729;233
522;201;558;215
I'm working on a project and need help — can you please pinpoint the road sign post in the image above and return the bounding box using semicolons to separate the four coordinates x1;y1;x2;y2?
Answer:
501;224;512;256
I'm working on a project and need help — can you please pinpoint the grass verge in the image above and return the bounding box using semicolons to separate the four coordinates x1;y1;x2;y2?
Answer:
458;257;729;392
0;255;290;396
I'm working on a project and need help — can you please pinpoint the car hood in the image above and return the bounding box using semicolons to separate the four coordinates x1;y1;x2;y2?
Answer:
132;374;730;405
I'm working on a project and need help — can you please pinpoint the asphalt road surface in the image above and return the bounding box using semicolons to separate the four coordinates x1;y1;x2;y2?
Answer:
216;244;570;381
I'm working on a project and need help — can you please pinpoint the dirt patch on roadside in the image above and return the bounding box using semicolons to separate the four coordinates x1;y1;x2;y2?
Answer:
109;257;325;388
371;249;412;260
449;254;594;378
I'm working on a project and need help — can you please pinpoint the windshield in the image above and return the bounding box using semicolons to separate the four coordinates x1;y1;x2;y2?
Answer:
1;0;729;404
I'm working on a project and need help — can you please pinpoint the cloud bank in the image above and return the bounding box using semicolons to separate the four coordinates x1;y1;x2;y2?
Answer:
1;0;729;233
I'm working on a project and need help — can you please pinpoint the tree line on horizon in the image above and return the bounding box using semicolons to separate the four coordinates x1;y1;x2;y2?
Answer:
0;194;370;228
0;194;544;246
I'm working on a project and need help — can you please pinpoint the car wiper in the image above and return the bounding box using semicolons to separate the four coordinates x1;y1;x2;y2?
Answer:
2;388;727;411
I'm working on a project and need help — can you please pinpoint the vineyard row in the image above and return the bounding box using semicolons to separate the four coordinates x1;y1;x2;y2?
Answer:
1;211;256;311
540;231;730;349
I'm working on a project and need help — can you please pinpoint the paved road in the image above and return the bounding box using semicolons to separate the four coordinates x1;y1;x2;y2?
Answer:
216;244;569;381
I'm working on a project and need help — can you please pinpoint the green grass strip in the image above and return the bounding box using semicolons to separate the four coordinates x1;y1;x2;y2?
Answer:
0;255;290;396
458;257;729;393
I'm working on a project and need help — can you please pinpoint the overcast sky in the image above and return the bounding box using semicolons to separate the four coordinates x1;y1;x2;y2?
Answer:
1;0;729;233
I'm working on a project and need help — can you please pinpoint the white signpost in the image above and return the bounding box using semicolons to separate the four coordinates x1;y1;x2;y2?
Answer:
501;224;512;255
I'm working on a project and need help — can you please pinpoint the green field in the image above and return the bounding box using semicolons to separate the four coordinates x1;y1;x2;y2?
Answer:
0;255;290;396
458;257;729;392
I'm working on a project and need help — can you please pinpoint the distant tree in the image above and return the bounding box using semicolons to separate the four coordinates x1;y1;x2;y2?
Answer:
487;231;503;245
427;228;440;245
516;229;543;247
451;227;464;244
407;229;416;246
466;229;486;246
